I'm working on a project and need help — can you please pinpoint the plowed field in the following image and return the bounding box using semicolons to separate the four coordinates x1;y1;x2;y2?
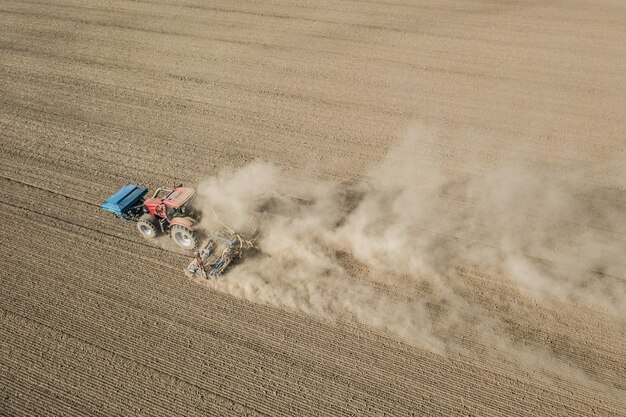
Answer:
1;1;625;415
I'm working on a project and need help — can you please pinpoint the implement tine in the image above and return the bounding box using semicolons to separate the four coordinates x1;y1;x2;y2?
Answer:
196;252;207;279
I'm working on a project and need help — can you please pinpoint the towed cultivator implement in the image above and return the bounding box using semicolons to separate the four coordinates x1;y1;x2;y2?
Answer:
185;211;261;279
185;229;258;279
186;214;261;279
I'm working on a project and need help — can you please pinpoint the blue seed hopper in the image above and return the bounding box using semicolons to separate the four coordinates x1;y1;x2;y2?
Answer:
101;184;148;217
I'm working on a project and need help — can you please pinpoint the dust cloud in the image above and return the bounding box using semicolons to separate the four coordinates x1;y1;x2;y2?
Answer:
192;125;625;359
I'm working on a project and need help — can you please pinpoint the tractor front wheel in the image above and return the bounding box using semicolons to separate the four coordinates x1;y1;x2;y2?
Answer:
137;214;158;239
171;225;196;250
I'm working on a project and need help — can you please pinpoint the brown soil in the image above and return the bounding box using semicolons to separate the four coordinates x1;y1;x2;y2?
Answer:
1;0;624;415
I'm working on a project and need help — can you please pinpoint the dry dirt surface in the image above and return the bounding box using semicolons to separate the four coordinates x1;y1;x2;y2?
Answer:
1;0;625;416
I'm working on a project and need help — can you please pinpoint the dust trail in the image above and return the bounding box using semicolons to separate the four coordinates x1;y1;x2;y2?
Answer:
193;161;442;351
192;125;626;377
336;132;626;314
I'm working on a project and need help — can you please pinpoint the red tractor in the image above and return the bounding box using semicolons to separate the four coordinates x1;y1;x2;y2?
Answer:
101;184;200;250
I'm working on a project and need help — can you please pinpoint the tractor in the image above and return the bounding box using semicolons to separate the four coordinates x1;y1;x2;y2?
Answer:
101;184;200;250
101;183;262;277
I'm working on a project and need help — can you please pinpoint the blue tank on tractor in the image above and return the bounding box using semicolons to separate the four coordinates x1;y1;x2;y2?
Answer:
101;184;148;217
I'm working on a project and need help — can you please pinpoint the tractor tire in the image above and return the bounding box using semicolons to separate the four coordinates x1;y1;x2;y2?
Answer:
171;224;196;250
137;214;158;239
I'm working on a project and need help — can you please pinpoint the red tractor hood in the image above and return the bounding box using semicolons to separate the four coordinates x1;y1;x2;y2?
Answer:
163;187;195;208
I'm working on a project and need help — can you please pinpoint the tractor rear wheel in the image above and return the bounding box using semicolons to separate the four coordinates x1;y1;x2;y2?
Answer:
171;224;196;250
137;214;158;239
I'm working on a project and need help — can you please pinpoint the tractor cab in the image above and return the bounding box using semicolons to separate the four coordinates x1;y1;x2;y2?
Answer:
163;187;195;208
143;186;196;219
